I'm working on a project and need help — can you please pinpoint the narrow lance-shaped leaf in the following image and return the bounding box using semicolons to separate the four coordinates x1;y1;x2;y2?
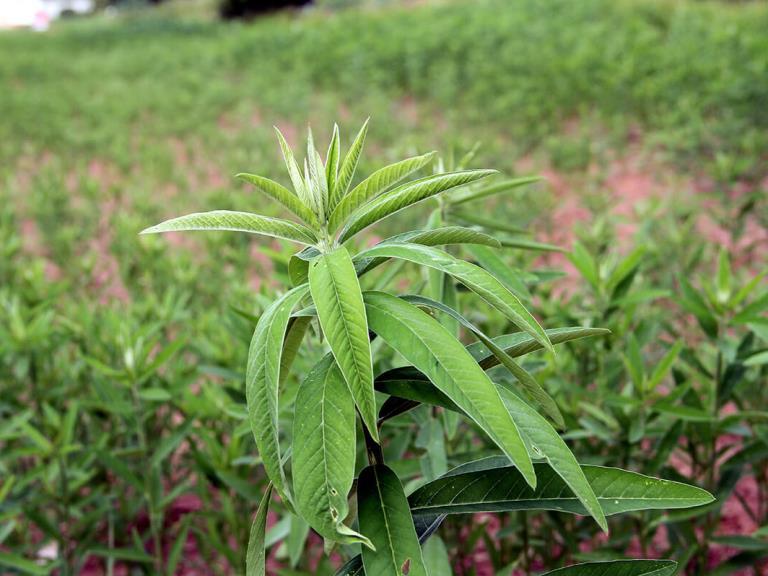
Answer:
246;285;309;507
540;560;678;576
466;327;611;369
140;210;318;245
246;485;273;576
326;123;341;196
338;170;497;243
334;514;446;576
307;128;329;220
354;227;500;278
309;246;378;441
401;295;563;428
293;355;371;547
408;458;713;517
450;176;541;205
355;243;552;353
333;118;369;207
236;172;319;228
468;383;605;527
364;291;536;488
328;151;436;232
467;244;532;300
358;465;428;576
275;126;314;211
378;327;609;388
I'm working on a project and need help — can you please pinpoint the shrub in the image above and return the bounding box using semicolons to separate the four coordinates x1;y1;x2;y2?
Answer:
142;122;714;574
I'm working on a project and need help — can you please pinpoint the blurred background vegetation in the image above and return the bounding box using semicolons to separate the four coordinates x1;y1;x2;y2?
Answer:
1;0;766;574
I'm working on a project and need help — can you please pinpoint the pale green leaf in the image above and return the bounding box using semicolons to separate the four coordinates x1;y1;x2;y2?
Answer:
333;119;369;206
309;246;377;441
293;355;371;547
140;210;317;245
359;464;427;576
236;172;319;227
329;152;436;232
355;243;552;353
354;227;500;277
326;123;341;196
275;126;313;210
364;291;536;488
338;170;497;243
246;285;309;506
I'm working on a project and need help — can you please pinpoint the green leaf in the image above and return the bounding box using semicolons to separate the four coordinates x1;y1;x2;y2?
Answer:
540;560;677;576
466;244;531;300
647;341;683;391
451;209;527;235
326;123;341;196
498;236;564;252
279;316;311;386
88;547;154;563
275;126;313;210
468;327;611;369
450;176;541;205
140;210;318;245
138;388;172;402
309;246;377;441
496;387;606;531
358;465;428;576
569;242;600;290
338;170;497;242
246;485;273;576
401;295;563;428
716;248;732;303
236;172;319;228
166;516;192;576
150;420;193;469
0;552;51;576
334;119;369;205
307;128;329;219
354;227;500;278
409;458;713;519
329;152;436;232
356;243;552;353
246;285;310;507
422;536;452;576
364;291;535;488
293;355;370;547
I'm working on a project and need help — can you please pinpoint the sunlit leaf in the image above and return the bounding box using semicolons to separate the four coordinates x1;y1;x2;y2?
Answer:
364;291;536;488
355;243;552;353
339;170;497;242
140;210;317;245
309;246;377;440
236;172;318;227
329;152;436;232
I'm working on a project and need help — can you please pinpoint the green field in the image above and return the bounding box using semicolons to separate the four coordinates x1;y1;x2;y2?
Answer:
1;0;767;574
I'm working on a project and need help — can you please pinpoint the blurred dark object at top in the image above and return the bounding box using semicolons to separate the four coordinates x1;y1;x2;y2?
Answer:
220;0;313;19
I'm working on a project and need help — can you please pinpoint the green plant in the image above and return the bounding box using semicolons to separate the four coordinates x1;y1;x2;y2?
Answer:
141;122;715;574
